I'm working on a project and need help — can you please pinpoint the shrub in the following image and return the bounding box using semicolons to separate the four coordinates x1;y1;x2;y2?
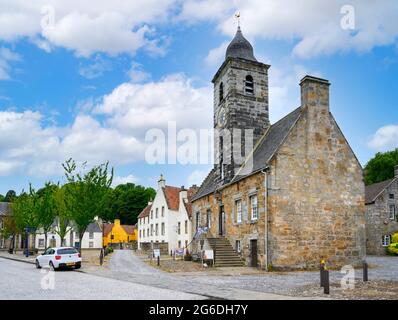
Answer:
105;246;114;255
387;243;398;256
392;233;398;244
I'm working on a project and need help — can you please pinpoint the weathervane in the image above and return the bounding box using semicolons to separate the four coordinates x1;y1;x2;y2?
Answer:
235;11;241;27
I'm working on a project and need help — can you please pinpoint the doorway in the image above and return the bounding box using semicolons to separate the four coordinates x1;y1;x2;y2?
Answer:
218;206;225;236
250;239;258;267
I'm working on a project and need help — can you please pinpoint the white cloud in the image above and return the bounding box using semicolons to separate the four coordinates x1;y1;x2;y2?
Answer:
112;174;139;187
0;47;21;80
127;62;151;83
0;74;212;178
205;41;229;67
187;170;209;187
0;0;177;57
181;0;398;58
368;125;398;151
95;73;213;135
79;56;112;79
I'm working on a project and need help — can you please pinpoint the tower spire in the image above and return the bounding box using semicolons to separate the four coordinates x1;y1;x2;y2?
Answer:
235;11;241;27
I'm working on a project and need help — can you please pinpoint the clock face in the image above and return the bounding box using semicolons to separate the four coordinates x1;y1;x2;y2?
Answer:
217;106;226;127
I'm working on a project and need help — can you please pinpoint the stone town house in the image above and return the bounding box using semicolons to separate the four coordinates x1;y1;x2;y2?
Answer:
0;202;11;249
137;175;194;253
191;26;366;270
365;166;398;255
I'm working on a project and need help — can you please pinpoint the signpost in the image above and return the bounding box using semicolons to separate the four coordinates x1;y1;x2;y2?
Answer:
202;249;214;267
153;249;160;258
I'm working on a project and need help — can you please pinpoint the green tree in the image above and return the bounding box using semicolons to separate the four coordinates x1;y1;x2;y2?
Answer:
63;159;113;253
364;149;398;185
104;183;155;225
12;189;40;250
35;182;58;249
0;194;4;202
4;190;16;202
53;185;72;246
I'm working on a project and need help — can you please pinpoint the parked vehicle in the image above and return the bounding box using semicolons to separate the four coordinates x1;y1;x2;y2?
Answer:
35;247;82;270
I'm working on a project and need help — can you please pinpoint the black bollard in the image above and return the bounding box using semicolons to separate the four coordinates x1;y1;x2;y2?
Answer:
157;255;160;266
363;261;368;282
323;270;330;294
320;265;325;287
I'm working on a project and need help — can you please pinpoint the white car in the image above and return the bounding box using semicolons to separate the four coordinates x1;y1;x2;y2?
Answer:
36;247;82;270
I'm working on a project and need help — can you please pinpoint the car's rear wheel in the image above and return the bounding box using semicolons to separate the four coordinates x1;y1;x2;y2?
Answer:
35;260;41;269
75;264;81;270
49;261;57;271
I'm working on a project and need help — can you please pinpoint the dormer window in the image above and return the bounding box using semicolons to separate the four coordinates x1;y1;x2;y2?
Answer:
245;75;254;95
219;82;224;103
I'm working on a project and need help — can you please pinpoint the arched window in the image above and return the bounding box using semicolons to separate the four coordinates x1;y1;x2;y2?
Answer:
219;82;224;103
245;75;254;95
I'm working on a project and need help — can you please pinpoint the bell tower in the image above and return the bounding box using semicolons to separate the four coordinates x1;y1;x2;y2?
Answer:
213;26;270;184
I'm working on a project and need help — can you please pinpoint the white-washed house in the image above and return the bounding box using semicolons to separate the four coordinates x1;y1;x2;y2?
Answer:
35;218;103;250
137;175;194;253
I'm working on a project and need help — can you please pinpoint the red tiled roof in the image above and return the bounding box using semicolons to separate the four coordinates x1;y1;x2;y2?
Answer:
138;203;152;219
103;223;114;237
103;223;136;236
122;225;136;235
163;186;181;211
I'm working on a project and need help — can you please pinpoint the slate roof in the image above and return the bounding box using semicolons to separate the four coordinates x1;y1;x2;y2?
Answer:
0;202;11;216
86;221;102;233
226;26;257;62
365;178;396;205
191;107;302;201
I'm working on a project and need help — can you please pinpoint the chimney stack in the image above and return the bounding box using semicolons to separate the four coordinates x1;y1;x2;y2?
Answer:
158;174;166;188
300;75;330;112
395;165;398;178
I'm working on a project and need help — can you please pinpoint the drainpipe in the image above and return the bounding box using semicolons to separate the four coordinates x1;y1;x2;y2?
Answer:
261;166;270;270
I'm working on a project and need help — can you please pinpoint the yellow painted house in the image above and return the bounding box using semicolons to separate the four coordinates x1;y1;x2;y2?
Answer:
103;219;137;246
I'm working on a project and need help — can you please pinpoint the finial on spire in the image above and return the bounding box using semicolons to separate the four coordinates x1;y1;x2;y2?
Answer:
235;11;241;27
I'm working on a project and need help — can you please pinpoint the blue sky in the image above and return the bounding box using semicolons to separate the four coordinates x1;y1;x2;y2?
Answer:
0;1;398;195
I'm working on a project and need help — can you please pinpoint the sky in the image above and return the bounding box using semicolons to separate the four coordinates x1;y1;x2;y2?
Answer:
0;0;398;195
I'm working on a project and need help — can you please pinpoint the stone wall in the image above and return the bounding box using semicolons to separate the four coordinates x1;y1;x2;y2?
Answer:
192;173;266;268
366;179;398;255
266;77;365;269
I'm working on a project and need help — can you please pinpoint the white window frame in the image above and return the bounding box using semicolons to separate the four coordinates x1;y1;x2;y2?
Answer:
236;240;241;253
382;235;391;247
250;195;258;221
161;223;165;236
235;199;242;223
389;204;396;220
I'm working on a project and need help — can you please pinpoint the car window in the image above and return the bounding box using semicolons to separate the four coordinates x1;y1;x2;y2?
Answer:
44;248;52;255
49;249;55;255
57;248;78;255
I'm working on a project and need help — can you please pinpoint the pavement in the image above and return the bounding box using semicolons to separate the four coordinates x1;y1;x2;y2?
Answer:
0;255;204;300
80;250;327;300
1;250;396;300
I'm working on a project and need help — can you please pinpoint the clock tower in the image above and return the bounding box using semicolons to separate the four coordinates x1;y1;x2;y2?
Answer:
213;26;270;184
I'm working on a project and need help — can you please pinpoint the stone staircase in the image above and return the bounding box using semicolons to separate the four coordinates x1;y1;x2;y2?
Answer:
207;237;245;267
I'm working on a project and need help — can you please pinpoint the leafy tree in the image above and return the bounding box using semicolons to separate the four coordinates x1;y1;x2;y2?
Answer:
35;182;58;249
11;189;40;250
53;185;72;246
104;183;155;225
1;215;19;252
364;149;398;185
0;194;4;202
63;159;113;253
4;190;16;202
